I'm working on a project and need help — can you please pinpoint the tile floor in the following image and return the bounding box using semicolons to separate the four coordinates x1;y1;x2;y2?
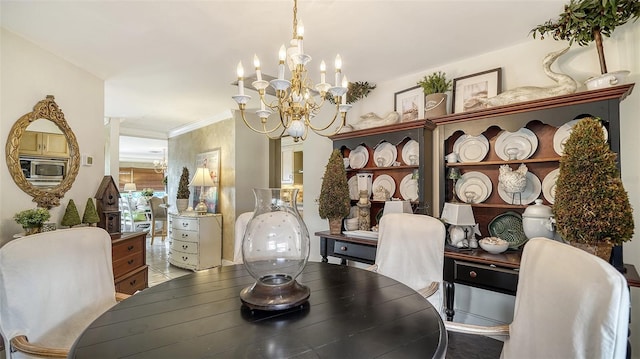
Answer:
146;234;192;286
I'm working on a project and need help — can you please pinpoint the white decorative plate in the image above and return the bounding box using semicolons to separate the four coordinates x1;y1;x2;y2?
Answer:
400;174;419;201
401;139;419;165
494;128;538;160
372;174;396;198
348;145;369;169
553;119;608;156
542;169;560;204
455;171;492;203
373;142;397;167
498;172;542;205
348;176;359;200
452;134;489;162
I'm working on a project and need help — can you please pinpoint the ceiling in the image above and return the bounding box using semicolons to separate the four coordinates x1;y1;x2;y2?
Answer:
2;0;566;140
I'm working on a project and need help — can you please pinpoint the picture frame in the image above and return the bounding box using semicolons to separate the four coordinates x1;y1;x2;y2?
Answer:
451;68;502;114
394;85;424;122
194;148;221;213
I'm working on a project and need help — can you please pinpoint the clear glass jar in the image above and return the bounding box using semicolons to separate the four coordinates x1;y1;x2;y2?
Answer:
241;188;310;310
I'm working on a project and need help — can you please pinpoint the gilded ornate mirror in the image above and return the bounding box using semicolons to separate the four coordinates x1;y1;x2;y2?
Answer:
5;95;80;208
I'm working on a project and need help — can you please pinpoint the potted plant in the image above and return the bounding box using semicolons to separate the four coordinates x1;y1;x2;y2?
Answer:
176;167;191;213
530;0;639;88
14;207;51;235
319;149;351;234
82;198;100;226
553;117;634;262
325;81;376;104
417;71;452;118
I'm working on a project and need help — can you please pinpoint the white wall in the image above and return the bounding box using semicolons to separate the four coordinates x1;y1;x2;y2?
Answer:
301;22;640;351
0;28;105;244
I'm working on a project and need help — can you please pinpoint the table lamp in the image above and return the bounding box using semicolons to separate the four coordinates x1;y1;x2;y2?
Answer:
440;202;477;248
383;200;412;216
189;167;215;214
123;183;137;193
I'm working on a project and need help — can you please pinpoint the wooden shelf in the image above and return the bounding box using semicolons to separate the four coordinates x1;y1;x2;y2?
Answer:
347;165;419;172
447;157;562;167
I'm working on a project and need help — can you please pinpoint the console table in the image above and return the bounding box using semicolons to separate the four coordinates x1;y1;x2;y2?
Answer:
316;231;640;322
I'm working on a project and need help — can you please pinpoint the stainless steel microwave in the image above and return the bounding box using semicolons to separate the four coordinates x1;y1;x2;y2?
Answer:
19;157;67;187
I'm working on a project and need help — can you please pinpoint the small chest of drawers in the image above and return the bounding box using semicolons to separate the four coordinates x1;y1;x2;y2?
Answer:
169;213;222;270
111;231;148;294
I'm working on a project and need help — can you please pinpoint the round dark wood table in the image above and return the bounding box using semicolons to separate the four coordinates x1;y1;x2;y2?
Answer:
70;262;447;358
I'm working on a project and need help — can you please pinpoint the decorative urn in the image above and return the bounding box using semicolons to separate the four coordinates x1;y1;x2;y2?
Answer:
522;199;555;240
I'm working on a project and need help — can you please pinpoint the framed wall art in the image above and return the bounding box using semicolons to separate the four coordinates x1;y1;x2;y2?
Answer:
194;148;221;213
394;85;424;122
451;68;502;114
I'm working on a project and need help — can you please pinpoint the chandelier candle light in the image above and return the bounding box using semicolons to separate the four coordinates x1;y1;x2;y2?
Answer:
232;0;352;142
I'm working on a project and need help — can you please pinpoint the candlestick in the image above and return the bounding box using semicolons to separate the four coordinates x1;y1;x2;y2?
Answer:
253;54;262;81
278;45;286;80
334;54;342;86
236;61;245;96
320;60;326;84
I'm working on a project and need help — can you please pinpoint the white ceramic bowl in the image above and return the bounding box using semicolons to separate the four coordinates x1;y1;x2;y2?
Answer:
344;218;359;231
479;237;509;254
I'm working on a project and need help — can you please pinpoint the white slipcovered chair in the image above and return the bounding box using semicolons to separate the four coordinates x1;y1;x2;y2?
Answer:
0;227;129;358
370;213;446;315
446;237;630;359
232;212;254;264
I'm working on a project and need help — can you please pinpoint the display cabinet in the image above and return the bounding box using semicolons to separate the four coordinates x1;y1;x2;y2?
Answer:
329;119;435;227
431;84;634;239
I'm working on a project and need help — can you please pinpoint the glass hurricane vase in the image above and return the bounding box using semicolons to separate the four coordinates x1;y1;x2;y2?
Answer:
240;188;310;311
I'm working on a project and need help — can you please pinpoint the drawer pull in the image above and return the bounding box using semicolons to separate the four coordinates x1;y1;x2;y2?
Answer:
182;256;189;261
129;279;137;285
181;222;189;227
340;246;347;251
469;271;477;278
182;245;188;250
181;233;189;238
127;245;134;251
128;259;134;265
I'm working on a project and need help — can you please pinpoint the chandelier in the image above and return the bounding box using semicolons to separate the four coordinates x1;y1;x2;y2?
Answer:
231;0;352;142
153;149;167;174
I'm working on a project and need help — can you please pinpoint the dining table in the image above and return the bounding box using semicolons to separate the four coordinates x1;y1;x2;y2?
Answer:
69;262;447;358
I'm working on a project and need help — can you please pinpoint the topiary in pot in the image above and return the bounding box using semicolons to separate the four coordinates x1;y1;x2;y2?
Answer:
530;0;639;78
417;71;452;118
82;198;100;226
553;117;634;262
319;149;351;234
61;199;82;228
176;167;190;213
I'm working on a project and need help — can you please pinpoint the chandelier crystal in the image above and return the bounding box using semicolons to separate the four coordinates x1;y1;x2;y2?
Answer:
232;0;352;142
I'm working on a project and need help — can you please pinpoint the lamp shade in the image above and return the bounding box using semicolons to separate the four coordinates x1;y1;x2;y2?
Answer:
123;183;137;191
441;202;475;225
383;200;412;216
189;168;215;187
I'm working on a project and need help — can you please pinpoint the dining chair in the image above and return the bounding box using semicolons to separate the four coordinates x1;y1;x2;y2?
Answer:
371;213;446;315
149;196;167;245
445;237;630;359
0;227;130;359
121;195;151;233
232;212;254;264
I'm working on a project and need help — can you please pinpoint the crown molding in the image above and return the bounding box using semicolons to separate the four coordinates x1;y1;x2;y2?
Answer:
168;110;233;138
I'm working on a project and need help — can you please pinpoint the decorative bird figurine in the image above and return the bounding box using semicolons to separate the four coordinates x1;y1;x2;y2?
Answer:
499;164;528;204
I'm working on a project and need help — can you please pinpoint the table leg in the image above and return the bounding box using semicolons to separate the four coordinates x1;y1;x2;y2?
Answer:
444;280;455;321
320;236;328;263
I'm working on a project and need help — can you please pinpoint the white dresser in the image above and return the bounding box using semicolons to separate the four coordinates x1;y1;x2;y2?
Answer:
168;213;222;270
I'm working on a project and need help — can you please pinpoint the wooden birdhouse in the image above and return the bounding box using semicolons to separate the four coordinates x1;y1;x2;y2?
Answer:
95;175;121;235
